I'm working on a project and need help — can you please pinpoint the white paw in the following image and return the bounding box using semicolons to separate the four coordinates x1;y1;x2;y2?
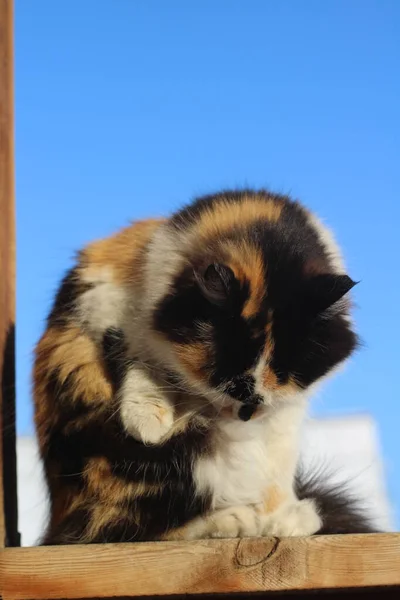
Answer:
121;401;174;444
206;505;262;539
261;499;322;537
119;367;174;444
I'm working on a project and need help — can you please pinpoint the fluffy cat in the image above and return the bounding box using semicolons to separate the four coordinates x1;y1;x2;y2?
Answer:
33;189;376;545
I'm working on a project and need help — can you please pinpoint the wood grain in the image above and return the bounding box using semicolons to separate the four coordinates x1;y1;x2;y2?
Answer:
1;534;400;599
0;0;17;549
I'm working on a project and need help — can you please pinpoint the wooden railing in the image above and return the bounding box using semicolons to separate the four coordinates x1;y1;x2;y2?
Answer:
0;1;399;598
1;535;400;599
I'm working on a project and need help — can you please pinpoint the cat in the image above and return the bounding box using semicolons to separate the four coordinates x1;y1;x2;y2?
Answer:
33;189;377;545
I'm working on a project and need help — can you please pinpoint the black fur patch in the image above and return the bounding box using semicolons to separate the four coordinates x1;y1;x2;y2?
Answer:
295;468;379;534
41;508;91;545
251;200;358;387
102;327;134;390
47;267;92;327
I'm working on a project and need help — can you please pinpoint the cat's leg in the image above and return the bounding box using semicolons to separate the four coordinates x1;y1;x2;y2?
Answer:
119;363;175;445
101;327;175;445
163;504;264;540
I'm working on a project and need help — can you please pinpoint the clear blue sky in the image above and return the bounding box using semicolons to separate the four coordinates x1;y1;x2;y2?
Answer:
15;1;399;527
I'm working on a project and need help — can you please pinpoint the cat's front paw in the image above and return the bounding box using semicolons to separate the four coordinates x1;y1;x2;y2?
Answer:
121;400;174;444
206;505;262;539
261;499;322;537
119;368;174;445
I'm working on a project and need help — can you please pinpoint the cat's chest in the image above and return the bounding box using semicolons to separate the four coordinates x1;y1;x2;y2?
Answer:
194;419;270;509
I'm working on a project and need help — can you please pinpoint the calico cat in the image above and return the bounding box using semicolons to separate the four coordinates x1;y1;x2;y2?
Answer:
34;189;376;545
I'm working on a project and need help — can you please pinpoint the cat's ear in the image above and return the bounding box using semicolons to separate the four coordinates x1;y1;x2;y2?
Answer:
195;263;236;307
304;274;357;315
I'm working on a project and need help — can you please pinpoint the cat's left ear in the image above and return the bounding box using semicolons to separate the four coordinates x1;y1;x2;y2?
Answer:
195;263;236;307
304;274;357;315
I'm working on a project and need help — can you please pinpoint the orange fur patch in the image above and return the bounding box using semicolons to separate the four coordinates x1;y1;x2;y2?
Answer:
84;503;133;544
262;486;288;514
34;325;113;406
173;341;209;380
261;313;277;387
262;366;279;390
83;457;161;503
81;218;164;285
262;368;301;394
193;196;282;242
223;241;266;319
80;457;166;542
34;325;113;454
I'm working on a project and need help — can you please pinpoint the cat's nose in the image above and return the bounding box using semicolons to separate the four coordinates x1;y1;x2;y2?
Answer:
242;393;263;406
228;374;256;403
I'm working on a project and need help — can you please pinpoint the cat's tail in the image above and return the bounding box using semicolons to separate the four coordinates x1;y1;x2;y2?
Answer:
295;466;381;534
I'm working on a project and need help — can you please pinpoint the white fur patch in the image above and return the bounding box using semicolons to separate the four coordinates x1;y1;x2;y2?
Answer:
195;419;270;509
188;401;319;540
306;211;346;274
142;224;185;315
195;401;307;511
78;267;128;342
119;366;174;445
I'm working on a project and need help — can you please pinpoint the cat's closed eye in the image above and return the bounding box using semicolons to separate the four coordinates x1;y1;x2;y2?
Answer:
195;263;236;307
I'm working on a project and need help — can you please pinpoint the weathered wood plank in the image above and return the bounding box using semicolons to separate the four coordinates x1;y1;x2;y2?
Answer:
1;534;399;599
0;0;18;549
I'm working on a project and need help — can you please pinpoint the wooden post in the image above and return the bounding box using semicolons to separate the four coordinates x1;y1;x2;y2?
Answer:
0;0;18;548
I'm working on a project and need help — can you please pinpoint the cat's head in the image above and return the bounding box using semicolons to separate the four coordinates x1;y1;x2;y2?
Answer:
148;190;358;413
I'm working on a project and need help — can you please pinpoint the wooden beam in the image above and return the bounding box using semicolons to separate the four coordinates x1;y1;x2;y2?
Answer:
0;0;18;549
1;534;400;599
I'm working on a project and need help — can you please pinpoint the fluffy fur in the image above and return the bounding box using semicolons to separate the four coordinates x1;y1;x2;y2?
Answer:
33;189;377;545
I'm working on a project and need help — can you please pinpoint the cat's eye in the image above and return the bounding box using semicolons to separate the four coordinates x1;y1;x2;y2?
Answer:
195;263;235;307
